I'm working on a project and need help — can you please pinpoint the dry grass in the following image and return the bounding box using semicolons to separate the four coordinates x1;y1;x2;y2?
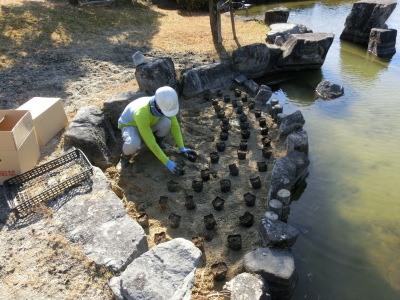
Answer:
0;0;266;68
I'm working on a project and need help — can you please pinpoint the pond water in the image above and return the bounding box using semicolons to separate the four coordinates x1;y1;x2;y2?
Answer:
238;1;400;299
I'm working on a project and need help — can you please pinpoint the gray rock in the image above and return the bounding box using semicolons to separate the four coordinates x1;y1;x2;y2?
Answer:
182;60;233;98
286;129;309;155
135;57;178;94
286;150;310;184
266;44;283;72
254;85;273;104
278;33;334;71
368;28;397;57
244;79;260;95
224;272;271;300
63;106;116;168
268;156;296;200
340;0;397;45
243;247;297;299
56;167;148;272
109;238;202;300
265;211;279;221
264;7;289;26
234;74;248;85
103;90;147;128
266;23;313;45
279;110;305;137
132;51;147;66
316;80;344;100
259;218;299;248
232;43;270;79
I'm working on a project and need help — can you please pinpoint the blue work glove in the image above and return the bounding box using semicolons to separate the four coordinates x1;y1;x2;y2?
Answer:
179;148;197;161
166;160;183;175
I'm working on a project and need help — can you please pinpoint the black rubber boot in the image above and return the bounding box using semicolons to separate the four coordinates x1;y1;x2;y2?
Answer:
155;136;170;149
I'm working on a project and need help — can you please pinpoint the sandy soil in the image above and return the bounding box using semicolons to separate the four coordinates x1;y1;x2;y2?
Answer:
0;5;286;300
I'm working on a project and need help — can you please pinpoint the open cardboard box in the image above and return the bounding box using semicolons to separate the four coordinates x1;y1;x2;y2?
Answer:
0;110;39;185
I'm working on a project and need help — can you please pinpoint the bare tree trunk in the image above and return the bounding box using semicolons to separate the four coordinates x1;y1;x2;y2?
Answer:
209;0;219;43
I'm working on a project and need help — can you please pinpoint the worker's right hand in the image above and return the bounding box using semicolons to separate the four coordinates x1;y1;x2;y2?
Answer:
166;160;183;175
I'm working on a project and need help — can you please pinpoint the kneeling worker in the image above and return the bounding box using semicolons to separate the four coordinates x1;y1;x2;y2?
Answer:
118;86;196;174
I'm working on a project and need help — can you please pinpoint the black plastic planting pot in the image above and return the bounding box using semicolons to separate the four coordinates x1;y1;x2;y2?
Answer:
259;117;267;127
241;94;248;102
229;163;239;176
250;176;262;189
201;168;210;181
212;99;219;106
241;129;250;139
214;104;222;112
236;106;243;114
210;152;220;163
185;195;196;210
217;89;223;97
257;161;267;172
221;124;230;133
211;262;228;281
239;211;254;227
217;110;225;119
232;99;238;108
260;127;268;136
237;150;247;160
212;196;225;211
262;137;272;147
239;140;248;151
192;236;205;251
220;132;228;141
224;95;230;103
158;196;168;209
240;122;249;130
221;117;229;125
216;141;226;152
220;179;231;193
168;213;181;229
203;92;211;101
234;89;241;97
137;213;149;228
192;180;203;193
255;109;261;118
244;192;256;207
204;214;216;229
167;180;178;192
239;114;247;123
187;152;198;162
154;231;168;245
262;148;272;159
227;234;242;250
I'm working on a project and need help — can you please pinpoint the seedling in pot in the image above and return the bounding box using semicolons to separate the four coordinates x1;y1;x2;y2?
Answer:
220;132;228;141
262;148;272;159
154;232;168;245
167;180;178;192
239;114;247;123
187;152;198;162
254;109;261;118
237;150;247;160
212;196;225;211
158;196;168;209
185;195;196;210
210;152;220;163
227;234;242;250
250;176;262;189
192;179;204;193
239;211;254;227
241;129;250;139
261;137;272;147
259;117;267;127
191;236;205;251
221;123;230;133
257;161;267;172
200;168;210;181
204;214;216;230
216;141;226;152
211;262;228;281
168;213;181;229
260;127;269;136
229;163;239;176
220;179;231;193
243;192;256;207
239;140;248;151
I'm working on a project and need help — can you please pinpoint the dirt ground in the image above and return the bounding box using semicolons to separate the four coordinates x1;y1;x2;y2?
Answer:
0;2;285;299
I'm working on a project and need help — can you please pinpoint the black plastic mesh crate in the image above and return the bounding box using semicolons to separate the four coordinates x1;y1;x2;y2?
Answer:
3;149;93;214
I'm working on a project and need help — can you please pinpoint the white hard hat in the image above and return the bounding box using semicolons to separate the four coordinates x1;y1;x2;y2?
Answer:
155;86;179;117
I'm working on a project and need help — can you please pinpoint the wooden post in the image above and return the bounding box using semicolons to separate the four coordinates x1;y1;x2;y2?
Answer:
217;2;222;44
229;0;237;41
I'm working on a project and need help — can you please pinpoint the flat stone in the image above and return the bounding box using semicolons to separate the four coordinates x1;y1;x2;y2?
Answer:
109;238;202;300
224;272;271;300
259;218;299;248
103;90;147;128
56;167;148;272
266;23;312;44
244;79;260;95
63;106;116;168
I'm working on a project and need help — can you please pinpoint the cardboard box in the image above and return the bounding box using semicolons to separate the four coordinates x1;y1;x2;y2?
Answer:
0;110;33;151
0;129;40;185
17;97;68;147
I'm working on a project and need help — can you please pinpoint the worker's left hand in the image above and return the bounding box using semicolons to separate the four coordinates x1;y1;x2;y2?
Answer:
180;147;198;162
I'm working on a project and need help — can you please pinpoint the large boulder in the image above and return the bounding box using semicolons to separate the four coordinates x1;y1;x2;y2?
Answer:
264;7;289;26
316;80;344;100
55;167;148;272
244;247;297;300
103;90;147;128
266;23;312;45
340;0;397;45
279;110;305;137
286;129;309;155
182;60;233;98
224;273;271;300
63;106;116;168
368;28;397;57
278;33;334;71
259;218;299;248
135;57;178;94
232;43;270;79
268;156;296;201
109;238;202;300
